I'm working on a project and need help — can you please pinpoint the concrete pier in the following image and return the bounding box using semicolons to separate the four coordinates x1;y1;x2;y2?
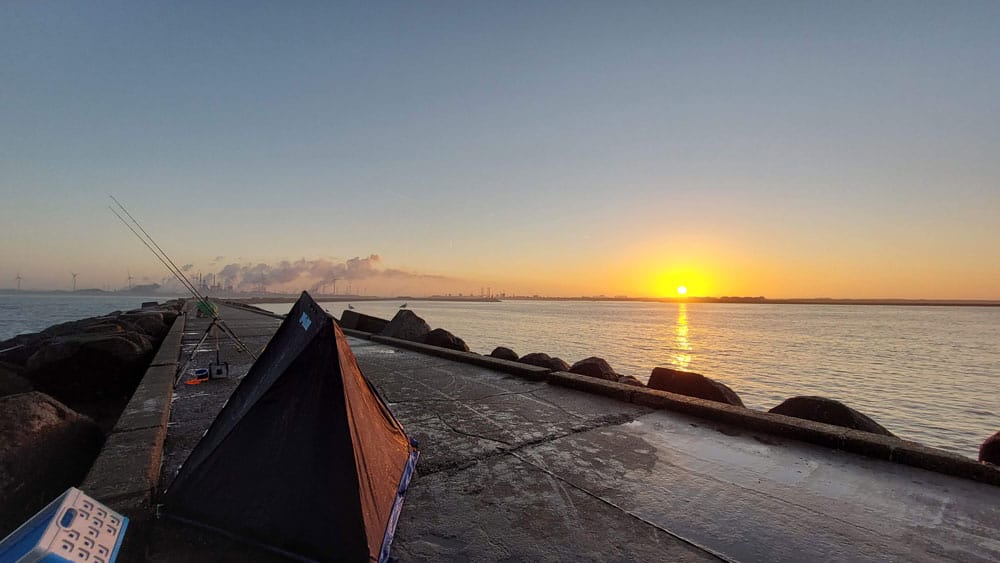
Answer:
138;303;999;562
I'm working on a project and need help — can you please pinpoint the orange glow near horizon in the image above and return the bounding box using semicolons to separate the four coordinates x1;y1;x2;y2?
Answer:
646;264;713;298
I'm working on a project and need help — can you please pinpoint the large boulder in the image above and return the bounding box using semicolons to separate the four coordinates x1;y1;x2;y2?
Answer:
40;312;165;340
381;310;431;342
518;352;570;372
27;333;152;370
647;367;744;406
339;310;390;333
0;362;32;397
569;357;618;381
424;328;470;352
119;311;167;338
24;333;154;405
489;347;519;362
769;396;894;436
0;392;104;537
618;375;645;387
41;315;121;338
79;322;128;335
0;332;48;366
981;431;1000;465
158;309;180;326
160;299;184;312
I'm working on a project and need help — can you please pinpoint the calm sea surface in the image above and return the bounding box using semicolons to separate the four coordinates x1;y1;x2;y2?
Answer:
0;294;167;341
3;295;997;458
256;299;999;458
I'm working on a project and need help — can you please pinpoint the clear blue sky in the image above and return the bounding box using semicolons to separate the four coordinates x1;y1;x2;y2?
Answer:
2;2;998;297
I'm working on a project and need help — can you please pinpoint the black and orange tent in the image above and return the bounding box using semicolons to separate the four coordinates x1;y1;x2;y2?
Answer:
163;292;418;562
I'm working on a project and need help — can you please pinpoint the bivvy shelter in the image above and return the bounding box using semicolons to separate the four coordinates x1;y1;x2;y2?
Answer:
163;292;419;562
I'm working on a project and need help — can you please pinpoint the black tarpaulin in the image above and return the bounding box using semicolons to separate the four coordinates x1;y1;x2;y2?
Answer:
163;292;418;562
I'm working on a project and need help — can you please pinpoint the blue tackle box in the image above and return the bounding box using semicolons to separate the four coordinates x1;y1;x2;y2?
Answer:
0;487;128;563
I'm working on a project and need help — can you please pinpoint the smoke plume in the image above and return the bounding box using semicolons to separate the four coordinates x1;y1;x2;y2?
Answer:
215;255;453;292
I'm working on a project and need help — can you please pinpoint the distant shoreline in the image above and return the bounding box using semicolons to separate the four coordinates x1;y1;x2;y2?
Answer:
504;296;1000;307
234;295;502;304
233;295;1000;308
3;289;998;307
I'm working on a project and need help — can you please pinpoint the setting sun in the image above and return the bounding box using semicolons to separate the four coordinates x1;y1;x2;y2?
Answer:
645;265;712;298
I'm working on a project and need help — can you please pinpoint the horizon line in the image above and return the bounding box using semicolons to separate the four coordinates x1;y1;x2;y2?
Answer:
5;288;998;306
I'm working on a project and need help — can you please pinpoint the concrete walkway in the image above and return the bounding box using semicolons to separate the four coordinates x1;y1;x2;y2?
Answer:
148;304;1000;562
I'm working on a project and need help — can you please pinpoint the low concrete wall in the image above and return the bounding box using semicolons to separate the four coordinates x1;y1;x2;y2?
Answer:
349;328;1000;487
340;310;390;333
369;334;549;381
341;327;374;339
81;310;186;559
218;300;285;320
549;372;1000;486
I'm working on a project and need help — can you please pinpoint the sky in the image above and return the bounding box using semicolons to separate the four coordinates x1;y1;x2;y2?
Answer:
2;2;999;299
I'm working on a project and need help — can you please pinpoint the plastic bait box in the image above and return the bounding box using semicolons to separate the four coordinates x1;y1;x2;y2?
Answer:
0;487;128;563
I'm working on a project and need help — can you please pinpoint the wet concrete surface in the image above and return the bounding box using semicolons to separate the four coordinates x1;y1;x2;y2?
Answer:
514;414;1000;562
147;304;1000;562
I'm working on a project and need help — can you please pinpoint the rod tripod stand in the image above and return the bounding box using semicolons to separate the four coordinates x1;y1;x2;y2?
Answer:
174;315;257;387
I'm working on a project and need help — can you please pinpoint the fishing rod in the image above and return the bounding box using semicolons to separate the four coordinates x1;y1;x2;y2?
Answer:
110;196;203;300
109;206;203;301
109;204;236;338
109;196;233;315
108;199;257;372
108;197;258;370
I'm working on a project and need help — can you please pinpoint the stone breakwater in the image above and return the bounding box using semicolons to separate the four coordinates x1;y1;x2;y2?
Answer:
0;300;183;537
341;307;1000;467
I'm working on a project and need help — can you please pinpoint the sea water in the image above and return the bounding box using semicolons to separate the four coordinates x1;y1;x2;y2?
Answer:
262;299;1000;458
3;295;997;457
0;294;166;341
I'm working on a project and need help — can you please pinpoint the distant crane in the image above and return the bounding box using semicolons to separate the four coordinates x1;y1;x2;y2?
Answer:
15;273;22;290
71;272;78;292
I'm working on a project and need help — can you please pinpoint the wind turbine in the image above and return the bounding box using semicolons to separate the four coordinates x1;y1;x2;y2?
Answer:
127;269;134;290
71;272;78;292
15;273;22;290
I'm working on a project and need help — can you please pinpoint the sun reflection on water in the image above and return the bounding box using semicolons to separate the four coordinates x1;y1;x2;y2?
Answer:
674;303;692;369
